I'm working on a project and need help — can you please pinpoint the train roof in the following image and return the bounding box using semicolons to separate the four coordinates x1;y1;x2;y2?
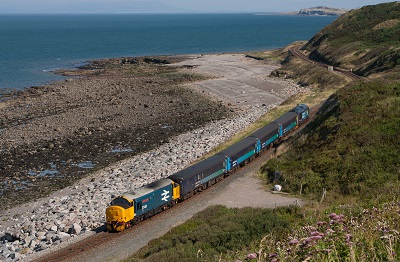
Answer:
291;104;309;115
218;136;258;157
168;154;226;181
122;178;173;201
273;111;298;126
249;122;279;139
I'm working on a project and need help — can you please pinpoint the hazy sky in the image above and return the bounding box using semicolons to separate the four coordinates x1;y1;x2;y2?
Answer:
0;0;396;13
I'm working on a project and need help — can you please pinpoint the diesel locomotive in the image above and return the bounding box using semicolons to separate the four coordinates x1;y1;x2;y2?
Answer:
106;104;309;231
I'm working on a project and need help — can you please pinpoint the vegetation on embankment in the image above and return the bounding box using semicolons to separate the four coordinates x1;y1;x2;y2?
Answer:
127;205;303;261
262;80;400;203
127;197;400;261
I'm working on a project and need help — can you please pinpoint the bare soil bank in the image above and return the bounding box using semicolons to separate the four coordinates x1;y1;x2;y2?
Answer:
0;56;230;210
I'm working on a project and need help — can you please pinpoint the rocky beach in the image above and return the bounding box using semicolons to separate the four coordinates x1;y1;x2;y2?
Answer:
0;53;309;261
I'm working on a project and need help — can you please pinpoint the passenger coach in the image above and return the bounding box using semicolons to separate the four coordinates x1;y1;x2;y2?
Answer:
105;104;310;231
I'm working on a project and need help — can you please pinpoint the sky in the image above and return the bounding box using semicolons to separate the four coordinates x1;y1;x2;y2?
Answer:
0;0;396;14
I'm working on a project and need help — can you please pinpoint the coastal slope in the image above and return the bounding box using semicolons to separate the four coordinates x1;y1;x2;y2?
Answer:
303;1;400;77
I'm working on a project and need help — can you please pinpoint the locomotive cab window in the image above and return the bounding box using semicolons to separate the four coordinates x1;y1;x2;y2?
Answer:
137;202;142;210
111;197;131;209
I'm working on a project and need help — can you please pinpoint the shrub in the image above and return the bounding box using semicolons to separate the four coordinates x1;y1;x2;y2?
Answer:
128;205;301;261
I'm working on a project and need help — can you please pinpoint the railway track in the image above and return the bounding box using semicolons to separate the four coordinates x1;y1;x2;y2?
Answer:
289;45;363;81
32;191;206;262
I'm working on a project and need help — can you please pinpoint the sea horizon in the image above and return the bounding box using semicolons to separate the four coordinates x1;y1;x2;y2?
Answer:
0;13;336;90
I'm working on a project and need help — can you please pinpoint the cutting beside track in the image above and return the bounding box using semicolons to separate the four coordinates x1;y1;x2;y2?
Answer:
289;46;363;81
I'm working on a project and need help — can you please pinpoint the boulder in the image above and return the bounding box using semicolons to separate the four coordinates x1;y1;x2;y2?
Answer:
10;251;22;260
37;232;46;241
29;239;38;248
69;223;82;235
55;232;70;242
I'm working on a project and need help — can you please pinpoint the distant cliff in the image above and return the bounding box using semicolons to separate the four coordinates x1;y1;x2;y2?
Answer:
298;6;347;16
303;1;400;77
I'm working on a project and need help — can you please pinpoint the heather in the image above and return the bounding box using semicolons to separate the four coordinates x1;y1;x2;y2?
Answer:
230;201;399;261
269;202;400;261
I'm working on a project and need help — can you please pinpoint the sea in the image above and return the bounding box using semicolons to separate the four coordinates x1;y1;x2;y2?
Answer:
0;13;337;90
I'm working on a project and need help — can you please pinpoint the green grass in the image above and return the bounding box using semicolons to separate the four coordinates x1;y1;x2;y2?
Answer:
304;2;400;75
261;80;400;202
126;205;302;262
222;200;400;261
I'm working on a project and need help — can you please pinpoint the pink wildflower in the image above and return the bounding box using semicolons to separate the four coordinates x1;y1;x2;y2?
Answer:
246;253;257;259
310;235;323;240
333;215;341;220
289;239;299;245
326;228;335;235
310;231;321;236
345;233;352;242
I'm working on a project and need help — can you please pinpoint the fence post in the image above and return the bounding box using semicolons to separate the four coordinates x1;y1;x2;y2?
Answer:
320;188;326;203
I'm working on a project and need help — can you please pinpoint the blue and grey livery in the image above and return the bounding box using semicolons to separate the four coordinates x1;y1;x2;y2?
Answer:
106;104;310;231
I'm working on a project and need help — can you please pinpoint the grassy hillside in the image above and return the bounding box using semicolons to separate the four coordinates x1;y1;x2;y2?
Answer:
262;80;400;203
128;206;302;261
304;2;400;77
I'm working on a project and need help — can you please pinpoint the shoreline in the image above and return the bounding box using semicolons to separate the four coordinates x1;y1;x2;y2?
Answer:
0;52;309;261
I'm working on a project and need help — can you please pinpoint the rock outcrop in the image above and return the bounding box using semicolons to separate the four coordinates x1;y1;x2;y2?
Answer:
298;6;347;16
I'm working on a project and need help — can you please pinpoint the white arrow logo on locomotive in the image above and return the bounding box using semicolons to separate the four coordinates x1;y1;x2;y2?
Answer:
161;190;170;202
